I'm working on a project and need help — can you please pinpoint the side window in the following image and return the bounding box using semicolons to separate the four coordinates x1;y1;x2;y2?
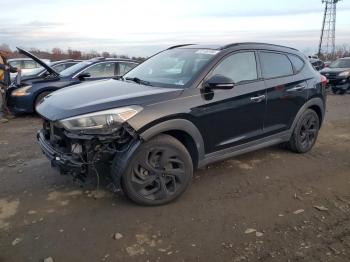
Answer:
209;52;258;84
82;62;116;78
118;62;137;75
9;61;22;69
23;60;39;69
260;52;293;78
288;55;304;73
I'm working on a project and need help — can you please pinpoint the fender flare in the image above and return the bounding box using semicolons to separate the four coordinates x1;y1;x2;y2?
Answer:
290;97;325;132
139;119;205;162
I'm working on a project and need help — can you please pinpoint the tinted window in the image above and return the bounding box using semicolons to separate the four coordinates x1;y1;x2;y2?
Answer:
118;62;137;75
82;62;116;78
260;52;293;78
209;52;258;83
288;55;304;73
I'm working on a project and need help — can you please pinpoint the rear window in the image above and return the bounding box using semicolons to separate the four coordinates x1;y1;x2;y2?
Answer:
288;55;304;73
260;52;293;78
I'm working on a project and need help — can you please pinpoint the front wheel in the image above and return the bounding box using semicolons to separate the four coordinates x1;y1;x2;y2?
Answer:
288;109;320;153
121;134;193;206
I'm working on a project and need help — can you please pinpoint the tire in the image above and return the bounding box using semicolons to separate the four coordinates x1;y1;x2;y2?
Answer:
338;90;346;95
288;109;320;153
34;91;51;110
332;88;338;95
121;134;193;206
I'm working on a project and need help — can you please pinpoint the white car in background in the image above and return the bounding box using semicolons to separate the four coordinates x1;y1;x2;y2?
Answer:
8;57;51;78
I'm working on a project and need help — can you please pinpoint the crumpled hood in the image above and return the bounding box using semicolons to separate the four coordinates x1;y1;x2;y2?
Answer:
36;79;182;121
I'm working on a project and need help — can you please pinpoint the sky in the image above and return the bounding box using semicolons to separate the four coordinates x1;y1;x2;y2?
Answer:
0;0;350;57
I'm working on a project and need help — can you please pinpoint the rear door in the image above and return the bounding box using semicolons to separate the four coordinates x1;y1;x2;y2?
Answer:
260;51;308;135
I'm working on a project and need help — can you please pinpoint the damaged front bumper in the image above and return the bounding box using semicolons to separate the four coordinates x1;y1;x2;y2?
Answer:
36;119;141;190
37;130;84;173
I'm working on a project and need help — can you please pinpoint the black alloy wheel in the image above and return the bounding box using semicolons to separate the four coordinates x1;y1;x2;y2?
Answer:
122;134;193;205
289;109;320;153
299;113;318;150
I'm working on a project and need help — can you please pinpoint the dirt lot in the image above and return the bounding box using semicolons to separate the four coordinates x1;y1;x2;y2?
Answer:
0;94;349;262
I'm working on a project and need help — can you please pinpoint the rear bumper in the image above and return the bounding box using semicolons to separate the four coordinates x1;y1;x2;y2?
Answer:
37;130;84;173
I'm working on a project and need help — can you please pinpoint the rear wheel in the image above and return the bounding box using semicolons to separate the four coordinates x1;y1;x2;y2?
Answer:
121;134;193;206
288;109;320;153
34;91;51;110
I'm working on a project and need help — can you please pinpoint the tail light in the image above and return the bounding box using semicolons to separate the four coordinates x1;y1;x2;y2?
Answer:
320;75;328;88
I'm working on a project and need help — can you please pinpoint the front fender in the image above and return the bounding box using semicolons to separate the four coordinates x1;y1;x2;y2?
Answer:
139;118;205;163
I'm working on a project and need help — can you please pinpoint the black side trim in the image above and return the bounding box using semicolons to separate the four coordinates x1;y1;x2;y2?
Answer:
199;131;290;167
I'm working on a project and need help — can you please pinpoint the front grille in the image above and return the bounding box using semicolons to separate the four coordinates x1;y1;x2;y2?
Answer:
323;72;338;79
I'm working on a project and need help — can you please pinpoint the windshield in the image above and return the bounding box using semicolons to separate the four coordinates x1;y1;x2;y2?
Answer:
124;48;219;88
60;61;93;77
329;59;350;68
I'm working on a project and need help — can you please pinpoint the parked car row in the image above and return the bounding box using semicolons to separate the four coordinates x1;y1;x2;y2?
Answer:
17;59;82;82
7;48;139;114
8;57;51;79
320;57;350;94
34;42;327;205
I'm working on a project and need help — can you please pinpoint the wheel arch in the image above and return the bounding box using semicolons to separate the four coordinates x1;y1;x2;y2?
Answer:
139;119;205;168
291;97;325;131
33;89;54;111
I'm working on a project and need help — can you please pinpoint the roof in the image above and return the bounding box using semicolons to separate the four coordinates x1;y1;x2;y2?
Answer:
170;42;298;52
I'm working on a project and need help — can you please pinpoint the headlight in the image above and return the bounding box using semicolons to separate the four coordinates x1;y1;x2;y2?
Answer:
59;106;142;134
339;71;350;77
11;86;31;96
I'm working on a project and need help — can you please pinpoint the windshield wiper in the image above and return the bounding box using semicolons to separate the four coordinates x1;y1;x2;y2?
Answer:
113;75;124;80
125;77;153;86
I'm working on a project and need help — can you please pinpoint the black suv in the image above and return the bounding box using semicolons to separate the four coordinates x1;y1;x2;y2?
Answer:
320;57;350;94
37;43;327;205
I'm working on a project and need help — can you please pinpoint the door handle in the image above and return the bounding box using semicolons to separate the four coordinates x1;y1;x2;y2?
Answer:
287;84;306;92
250;95;266;103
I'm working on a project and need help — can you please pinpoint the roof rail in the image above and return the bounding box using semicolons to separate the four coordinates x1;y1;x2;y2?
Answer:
221;42;298;51
167;44;194;50
89;57;105;61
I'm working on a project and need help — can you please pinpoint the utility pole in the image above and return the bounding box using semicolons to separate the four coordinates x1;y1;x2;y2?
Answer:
318;0;340;60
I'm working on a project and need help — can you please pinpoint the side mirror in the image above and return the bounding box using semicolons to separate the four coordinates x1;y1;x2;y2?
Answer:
78;72;91;80
203;74;235;90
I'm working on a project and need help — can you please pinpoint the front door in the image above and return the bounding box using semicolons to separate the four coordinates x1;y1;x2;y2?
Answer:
191;51;267;154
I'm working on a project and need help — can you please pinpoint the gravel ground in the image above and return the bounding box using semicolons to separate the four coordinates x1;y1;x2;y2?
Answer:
0;94;350;262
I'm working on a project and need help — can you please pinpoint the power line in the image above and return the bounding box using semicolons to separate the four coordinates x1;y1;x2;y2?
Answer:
318;0;341;60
